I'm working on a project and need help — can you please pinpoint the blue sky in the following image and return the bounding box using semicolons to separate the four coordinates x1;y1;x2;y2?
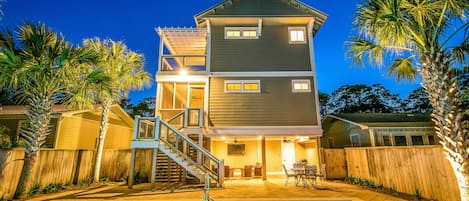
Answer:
2;0;421;103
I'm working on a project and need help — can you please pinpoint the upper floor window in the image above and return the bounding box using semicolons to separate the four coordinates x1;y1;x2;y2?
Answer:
225;80;261;93
292;80;311;93
288;27;306;44
225;27;259;39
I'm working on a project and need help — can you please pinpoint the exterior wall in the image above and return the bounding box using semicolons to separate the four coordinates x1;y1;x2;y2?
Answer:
321;120;371;148
210;25;311;72
209;77;318;126
0;116;57;148
55;116;132;150
211;139;283;172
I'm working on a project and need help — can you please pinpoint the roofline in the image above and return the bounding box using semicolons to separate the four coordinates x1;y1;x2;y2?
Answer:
325;114;369;129
194;0;328;28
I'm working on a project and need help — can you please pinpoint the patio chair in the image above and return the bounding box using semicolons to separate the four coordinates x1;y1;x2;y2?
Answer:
224;165;234;178
304;165;317;188
315;164;326;186
254;165;262;178
282;164;298;186
244;165;253;178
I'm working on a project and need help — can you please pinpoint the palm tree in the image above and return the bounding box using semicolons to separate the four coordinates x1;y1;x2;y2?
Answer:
0;22;106;196
347;0;468;199
83;38;151;182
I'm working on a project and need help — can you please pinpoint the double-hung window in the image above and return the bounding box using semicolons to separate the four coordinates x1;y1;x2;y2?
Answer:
292;80;311;93
225;80;261;93
225;27;259;39
288;27;307;44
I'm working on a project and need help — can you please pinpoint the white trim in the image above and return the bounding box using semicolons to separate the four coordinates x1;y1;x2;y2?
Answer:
258;18;263;36
327;115;369;129
210;71;315;77
156;74;208;82
130;140;159;148
288;27;307;44
291;79;311;93
205;126;322;136
205;18;212;74
224;27;259;39
224;80;261;93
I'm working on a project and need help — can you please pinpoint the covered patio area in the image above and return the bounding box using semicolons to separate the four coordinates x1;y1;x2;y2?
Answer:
27;176;407;201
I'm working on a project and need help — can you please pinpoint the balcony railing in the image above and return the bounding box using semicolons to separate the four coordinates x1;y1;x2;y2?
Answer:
160;55;206;72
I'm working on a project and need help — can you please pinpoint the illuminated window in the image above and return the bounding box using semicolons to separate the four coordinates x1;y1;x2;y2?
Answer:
225;27;259;39
292;80;311;93
288;27;306;44
226;30;241;37
350;133;361;147
225;80;260;93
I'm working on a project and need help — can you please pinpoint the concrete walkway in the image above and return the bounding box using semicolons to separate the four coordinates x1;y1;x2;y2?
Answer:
27;177;406;201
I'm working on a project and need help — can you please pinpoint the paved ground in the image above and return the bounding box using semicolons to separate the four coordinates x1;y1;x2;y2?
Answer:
26;176;407;201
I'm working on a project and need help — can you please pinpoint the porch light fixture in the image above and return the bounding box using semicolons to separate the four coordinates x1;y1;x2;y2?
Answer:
180;69;187;76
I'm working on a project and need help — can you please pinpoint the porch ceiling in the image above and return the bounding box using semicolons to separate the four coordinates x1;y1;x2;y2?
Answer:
157;27;207;55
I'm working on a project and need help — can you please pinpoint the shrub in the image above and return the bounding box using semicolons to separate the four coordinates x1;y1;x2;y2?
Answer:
0;125;14;150
27;183;40;196
43;183;63;194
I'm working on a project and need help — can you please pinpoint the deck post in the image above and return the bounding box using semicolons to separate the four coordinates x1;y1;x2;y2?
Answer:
261;136;267;180
151;148;158;191
128;148;136;189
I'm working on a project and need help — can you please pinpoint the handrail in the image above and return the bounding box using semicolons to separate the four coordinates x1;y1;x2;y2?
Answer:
160;120;220;163
133;108;224;186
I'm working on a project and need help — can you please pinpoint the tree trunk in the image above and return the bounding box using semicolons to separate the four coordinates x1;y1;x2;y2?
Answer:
15;95;52;197
420;51;468;201
93;99;112;182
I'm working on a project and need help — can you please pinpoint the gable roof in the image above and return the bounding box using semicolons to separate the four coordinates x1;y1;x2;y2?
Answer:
195;0;327;35
323;113;433;128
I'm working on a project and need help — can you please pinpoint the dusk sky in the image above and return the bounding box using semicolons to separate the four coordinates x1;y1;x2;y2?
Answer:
2;0;421;103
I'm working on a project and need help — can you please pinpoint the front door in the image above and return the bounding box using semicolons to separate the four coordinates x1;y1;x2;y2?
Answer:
281;141;295;169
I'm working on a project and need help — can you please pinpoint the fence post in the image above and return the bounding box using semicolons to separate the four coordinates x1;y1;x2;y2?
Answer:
128;148;136;189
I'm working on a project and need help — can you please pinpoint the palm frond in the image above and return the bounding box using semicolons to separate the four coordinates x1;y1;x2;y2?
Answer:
388;56;417;81
346;36;385;67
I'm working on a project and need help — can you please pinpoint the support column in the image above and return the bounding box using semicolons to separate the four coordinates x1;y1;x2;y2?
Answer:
128;148;136;189
151;148;158;191
261;136;267;180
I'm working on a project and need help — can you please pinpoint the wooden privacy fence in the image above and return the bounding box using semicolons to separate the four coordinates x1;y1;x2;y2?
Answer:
0;149;153;200
323;146;460;201
321;148;347;179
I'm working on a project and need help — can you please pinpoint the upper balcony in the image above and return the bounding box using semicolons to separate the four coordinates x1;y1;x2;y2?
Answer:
157;27;208;76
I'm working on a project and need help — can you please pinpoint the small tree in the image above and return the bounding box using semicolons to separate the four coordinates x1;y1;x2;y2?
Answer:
0;22;105;196
83;38;151;182
347;0;468;199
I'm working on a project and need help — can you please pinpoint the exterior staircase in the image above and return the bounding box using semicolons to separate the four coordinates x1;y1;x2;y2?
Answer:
128;108;224;189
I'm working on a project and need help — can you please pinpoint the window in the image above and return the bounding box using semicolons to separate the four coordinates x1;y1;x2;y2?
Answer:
350;134;361;147
428;135;436;145
288;27;306;44
225;80;260;93
228;143;245;155
292;80;311;93
327;137;335;148
411;136;424;145
225;27;259;39
382;136;391;146
394;136;407;146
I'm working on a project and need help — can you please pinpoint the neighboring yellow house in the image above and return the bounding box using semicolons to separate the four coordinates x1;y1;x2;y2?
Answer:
0;105;133;150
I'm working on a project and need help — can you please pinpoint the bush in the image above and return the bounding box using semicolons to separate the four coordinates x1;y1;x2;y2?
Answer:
27;183;40;196
0;125;14;150
43;183;63;194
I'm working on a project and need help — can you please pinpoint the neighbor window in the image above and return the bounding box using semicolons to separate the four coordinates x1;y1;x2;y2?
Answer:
428;135;436;145
350;134;361;147
382;136;391;146
394;136;407;146
225;80;260;93
411;136;424;145
292;80;311;93
288;27;306;44
225;27;259;39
